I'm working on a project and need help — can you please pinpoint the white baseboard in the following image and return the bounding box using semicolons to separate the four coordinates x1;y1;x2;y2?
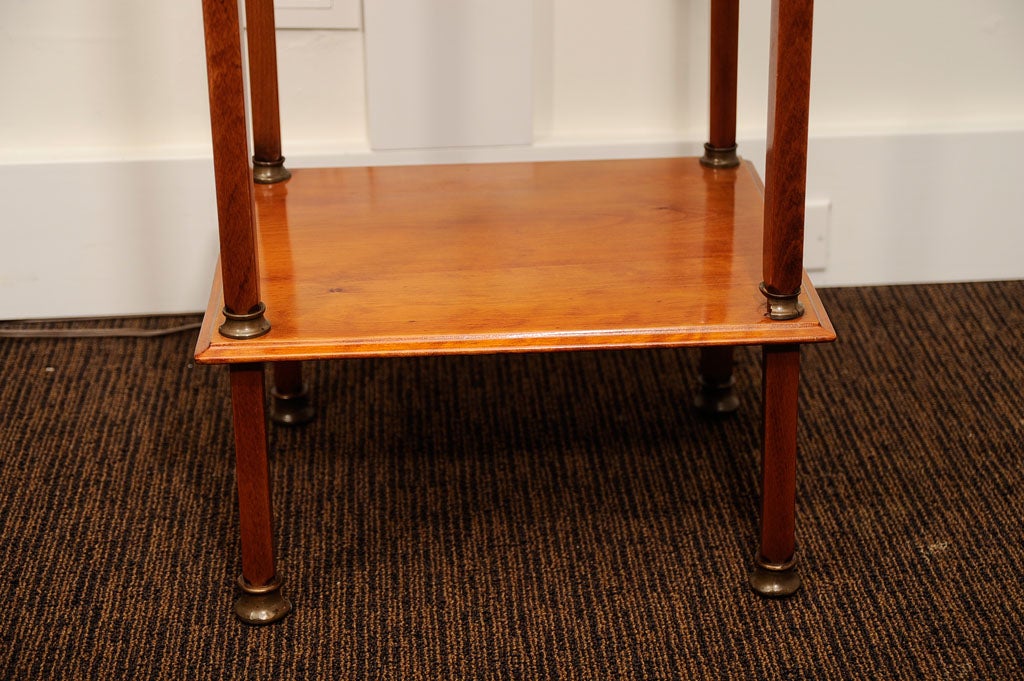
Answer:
2;128;1022;320
744;128;1024;289
0;159;220;320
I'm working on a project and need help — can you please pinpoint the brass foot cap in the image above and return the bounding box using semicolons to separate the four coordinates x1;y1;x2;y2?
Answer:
235;575;292;625
270;386;316;426
694;378;740;416
749;560;802;598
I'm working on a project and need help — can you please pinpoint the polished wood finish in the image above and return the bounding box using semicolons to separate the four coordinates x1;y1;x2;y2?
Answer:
196;0;832;617
241;0;299;406
702;0;740;418
229;363;278;587
201;0;262;317
244;0;286;166
708;0;740;151
758;345;801;566
195;160;834;364
762;0;814;299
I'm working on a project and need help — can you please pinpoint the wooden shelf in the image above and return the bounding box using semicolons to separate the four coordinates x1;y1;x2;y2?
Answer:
195;157;834;364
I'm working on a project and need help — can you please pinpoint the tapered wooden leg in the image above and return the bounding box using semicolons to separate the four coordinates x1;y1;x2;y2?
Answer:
269;361;315;426
750;344;802;597
694;346;740;415
230;363;291;624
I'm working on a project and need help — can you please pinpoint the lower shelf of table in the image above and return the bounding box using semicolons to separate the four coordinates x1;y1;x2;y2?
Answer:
195;158;835;364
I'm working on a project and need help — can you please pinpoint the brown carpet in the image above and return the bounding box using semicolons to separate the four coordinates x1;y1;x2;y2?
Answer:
2;281;1024;679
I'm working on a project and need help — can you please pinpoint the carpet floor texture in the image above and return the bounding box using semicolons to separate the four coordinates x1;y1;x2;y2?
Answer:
2;281;1023;679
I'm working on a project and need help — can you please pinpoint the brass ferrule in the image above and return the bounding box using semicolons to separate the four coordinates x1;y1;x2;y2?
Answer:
700;143;740;169
694;374;740;416
755;556;797;573
270;383;315;426
253;157;292;184
238;574;284;596
219;302;271;340
759;282;805;321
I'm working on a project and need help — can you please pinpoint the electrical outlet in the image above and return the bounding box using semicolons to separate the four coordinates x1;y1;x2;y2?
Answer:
804;199;830;271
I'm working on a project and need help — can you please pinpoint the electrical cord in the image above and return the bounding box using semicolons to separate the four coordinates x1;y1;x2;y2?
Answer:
0;317;202;339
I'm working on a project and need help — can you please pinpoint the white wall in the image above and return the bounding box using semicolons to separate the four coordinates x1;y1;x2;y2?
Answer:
1;1;1023;318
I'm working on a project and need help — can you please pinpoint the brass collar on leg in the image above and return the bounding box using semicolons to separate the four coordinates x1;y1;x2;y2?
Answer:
253;157;292;184
700;143;740;169
270;383;316;426
694;374;740;416
219;302;272;340
759;282;805;321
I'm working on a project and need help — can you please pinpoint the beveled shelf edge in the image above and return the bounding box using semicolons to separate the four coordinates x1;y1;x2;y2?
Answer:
195;270;835;365
194;263;225;361
800;270;836;342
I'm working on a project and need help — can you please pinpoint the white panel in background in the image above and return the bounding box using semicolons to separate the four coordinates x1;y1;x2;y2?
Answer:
273;0;361;29
363;1;533;150
803;199;831;272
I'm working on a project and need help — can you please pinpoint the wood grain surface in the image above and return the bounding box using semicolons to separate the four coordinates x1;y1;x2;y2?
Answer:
244;0;285;165
201;0;262;316
758;344;801;565
195;158;834;364
229;362;278;587
708;0;740;150
762;0;814;297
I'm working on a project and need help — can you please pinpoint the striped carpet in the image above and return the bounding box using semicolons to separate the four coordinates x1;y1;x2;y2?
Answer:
2;281;1023;679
